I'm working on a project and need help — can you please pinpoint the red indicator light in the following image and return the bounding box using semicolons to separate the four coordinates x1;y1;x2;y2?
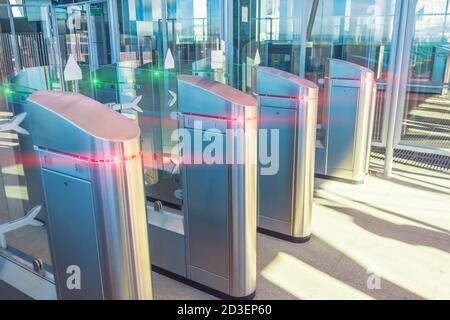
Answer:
35;148;143;167
86;152;142;164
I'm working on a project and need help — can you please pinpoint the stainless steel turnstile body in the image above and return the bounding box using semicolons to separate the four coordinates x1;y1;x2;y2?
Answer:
24;91;152;300
148;76;257;298
315;59;376;184
254;67;318;242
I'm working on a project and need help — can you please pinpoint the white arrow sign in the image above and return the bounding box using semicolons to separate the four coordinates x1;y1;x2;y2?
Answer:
168;90;177;108
64;54;82;81
164;48;175;70
0;205;43;249
254;48;261;65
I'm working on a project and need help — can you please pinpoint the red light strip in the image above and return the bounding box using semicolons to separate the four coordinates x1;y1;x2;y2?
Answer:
38;147;142;165
75;152;142;165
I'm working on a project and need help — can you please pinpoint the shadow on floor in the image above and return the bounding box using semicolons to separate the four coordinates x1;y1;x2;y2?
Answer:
394;172;450;192
257;233;425;300
392;167;450;181
374;172;450;197
316;194;450;254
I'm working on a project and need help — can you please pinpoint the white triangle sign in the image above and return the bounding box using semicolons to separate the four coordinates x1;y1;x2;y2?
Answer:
64;54;82;81
254;48;261;65
164;48;175;70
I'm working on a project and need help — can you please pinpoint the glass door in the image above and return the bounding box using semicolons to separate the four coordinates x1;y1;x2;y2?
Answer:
54;1;112;97
126;0;229;209
242;0;305;90
0;3;56;293
163;0;225;80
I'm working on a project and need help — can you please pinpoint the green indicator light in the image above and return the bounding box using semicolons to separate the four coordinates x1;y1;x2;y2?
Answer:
93;79;100;87
153;71;160;78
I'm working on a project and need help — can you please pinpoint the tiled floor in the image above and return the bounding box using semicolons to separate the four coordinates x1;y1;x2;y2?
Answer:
153;162;450;300
1;161;450;300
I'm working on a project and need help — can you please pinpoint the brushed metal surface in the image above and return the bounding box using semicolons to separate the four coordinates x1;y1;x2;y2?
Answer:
41;166;103;300
327;84;359;174
185;128;230;279
147;223;186;277
229;106;257;297
178;76;257;297
259;106;296;223
317;59;376;183
190;265;229;294
293;91;318;238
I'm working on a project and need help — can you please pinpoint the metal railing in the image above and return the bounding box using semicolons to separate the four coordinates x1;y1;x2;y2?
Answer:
0;32;50;82
372;83;388;142
17;33;49;69
0;33;16;82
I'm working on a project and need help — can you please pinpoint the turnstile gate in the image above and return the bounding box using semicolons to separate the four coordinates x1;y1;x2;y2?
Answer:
148;76;257;299
254;67;318;242
315;59;376;184
23;91;153;300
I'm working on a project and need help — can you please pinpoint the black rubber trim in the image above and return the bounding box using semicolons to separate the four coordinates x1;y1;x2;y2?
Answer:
257;227;311;243
151;265;256;300
315;173;364;185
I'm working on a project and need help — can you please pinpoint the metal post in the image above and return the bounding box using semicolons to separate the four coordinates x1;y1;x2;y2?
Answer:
85;4;96;72
107;0;120;64
161;0;170;112
85;4;95;97
393;1;418;146
222;0;234;86
161;0;169;63
7;5;21;74
384;0;417;177
299;0;312;77
383;0;406;177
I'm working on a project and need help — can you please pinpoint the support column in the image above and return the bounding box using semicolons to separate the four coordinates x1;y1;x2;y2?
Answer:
7;5;21;75
384;0;418;177
299;0;313;77
107;0;121;64
222;0;234;85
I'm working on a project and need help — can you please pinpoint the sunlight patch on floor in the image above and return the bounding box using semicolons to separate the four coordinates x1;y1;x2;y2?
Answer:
1;164;24;176
315;188;448;233
312;192;450;299
261;252;374;300
4;185;29;201
317;174;450;232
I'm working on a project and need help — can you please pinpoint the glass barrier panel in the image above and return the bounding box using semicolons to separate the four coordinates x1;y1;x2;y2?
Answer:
0;85;52;277
401;0;450;149
305;0;397;144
